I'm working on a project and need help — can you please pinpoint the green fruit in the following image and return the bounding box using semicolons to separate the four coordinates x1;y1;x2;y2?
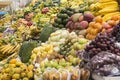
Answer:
55;18;62;24
63;19;69;25
19;41;37;63
58;24;64;28
60;9;67;13
39;26;56;42
79;38;88;44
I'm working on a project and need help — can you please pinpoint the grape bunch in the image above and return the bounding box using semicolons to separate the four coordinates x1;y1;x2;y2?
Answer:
84;33;120;58
111;22;120;42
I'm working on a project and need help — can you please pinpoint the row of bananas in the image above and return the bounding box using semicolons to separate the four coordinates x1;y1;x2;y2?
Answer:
0;44;20;59
90;0;120;21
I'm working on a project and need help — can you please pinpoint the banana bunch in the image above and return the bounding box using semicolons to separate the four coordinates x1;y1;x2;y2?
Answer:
47;7;60;16
0;44;20;59
90;0;120;21
31;44;54;63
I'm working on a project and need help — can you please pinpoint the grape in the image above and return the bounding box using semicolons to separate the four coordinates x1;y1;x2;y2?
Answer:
111;22;120;42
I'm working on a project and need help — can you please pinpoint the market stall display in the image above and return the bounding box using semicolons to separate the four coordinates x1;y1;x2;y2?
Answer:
0;0;120;80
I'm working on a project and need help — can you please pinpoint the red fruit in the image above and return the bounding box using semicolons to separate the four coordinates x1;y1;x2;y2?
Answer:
42;7;49;14
27;21;33;26
79;15;84;22
74;22;80;29
66;21;73;28
69;22;75;30
84;13;94;22
79;21;89;29
106;28;113;33
102;22;112;29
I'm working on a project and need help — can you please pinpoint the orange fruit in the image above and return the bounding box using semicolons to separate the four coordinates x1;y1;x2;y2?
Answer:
107;20;116;26
89;22;96;28
9;59;17;64
95;16;103;23
94;22;102;29
111;15;119;21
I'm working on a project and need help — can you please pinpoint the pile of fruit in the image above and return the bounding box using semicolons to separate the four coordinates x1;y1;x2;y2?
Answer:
1;0;120;80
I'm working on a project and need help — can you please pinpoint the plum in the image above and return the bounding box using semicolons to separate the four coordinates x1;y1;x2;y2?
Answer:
79;21;89;29
66;21;73;28
84;13;94;22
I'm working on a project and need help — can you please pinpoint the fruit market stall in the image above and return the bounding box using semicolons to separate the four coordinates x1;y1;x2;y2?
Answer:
1;0;120;80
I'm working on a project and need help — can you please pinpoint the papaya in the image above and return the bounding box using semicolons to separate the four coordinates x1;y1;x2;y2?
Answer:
19;41;37;63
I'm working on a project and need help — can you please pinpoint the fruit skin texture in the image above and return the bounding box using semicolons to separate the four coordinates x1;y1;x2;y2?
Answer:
71;13;82;22
79;21;89;29
83;13;94;22
19;41;37;63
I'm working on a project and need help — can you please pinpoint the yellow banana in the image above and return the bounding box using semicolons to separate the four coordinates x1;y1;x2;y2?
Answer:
10;44;20;53
98;7;119;15
7;45;16;54
2;45;13;54
95;1;118;9
103;12;120;21
99;0;116;3
0;44;11;52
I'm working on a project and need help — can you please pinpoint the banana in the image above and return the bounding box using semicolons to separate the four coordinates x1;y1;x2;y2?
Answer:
95;1;118;9
2;45;13;54
98;7;119;15
99;0;116;3
10;44;20;53
7;45;16;54
0;44;11;52
103;12;120;21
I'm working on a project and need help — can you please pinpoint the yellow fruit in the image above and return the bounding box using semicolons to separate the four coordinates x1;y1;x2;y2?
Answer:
16;62;22;67
9;64;16;68
103;12;120;21
9;59;17;64
21;72;26;78
28;64;34;71
14;68;21;73
12;74;20;79
23;77;29;80
5;68;10;73
27;71;33;78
